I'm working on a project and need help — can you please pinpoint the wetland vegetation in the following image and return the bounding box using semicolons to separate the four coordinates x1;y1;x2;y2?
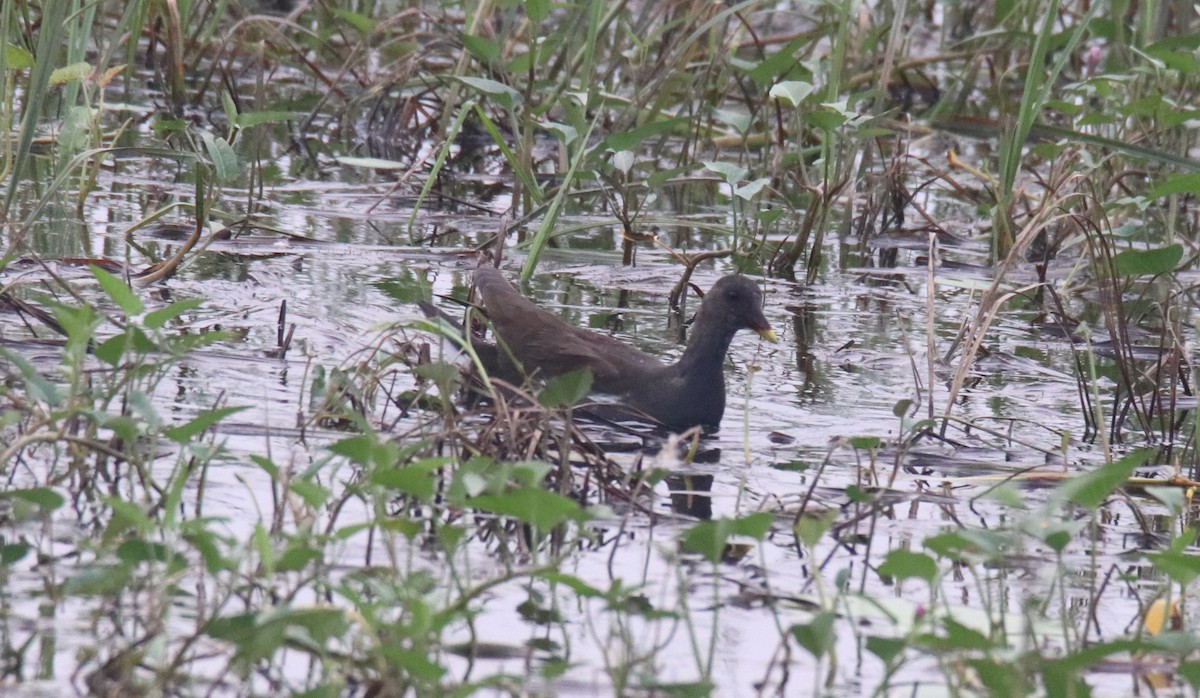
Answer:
4;0;1200;695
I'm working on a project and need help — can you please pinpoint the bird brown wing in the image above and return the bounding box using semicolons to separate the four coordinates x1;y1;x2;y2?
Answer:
474;265;664;392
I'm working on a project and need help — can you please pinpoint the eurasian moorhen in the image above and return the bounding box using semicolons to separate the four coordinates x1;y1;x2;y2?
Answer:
430;263;776;432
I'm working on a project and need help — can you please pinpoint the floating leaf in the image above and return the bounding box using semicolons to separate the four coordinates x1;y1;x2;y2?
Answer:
336;155;406;170
1111;244;1182;277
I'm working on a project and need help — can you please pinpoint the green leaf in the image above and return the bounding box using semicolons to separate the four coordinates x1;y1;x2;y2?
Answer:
878;549;938;583
680;513;773;564
539;369;593;408
791;611;836;658
734;177;770;200
747;39;806;86
971;658;1033;696
769;80;815;107
1152;175;1200;200
524;0;550;22
5;42;33;69
163;405;248;444
462;34;501;64
602;117;689;152
63;563;132;595
1111;244;1182;277
703;161;748;184
201;132;239;181
1058;448;1154;509
794;508;836;548
370;458;446;500
0;346;61;406
456;76;522;109
92;266;143;315
0;487;65;511
144;297;204;329
234;111;302;128
866;636;905;664
469;487;583;532
331;8;376;33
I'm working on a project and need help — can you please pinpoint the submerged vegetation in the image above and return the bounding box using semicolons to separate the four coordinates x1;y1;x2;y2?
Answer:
4;0;1200;695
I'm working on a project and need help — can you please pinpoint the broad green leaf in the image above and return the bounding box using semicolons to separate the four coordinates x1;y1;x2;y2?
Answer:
63;563;132;595
539;369;593;408
1058;448;1154;509
234;111;302;128
470;487;583;532
0;347;61;406
866;636;905;664
331;8;376;32
92;266;143;315
769;80;815;107
541;121;577;145
602;117;689;152
144;297;204;329
747;39;806;86
5;42;33;69
456;76;522;109
0;487;65;511
1111;244;1182;277
680;513;772;564
163;405;249;444
462;34;501;64
703;161;748;184
1148;173;1200;198
524;0;550;22
878;549;938;583
370;458;447;500
791;611;836;657
201;132;239;182
734;177;770;200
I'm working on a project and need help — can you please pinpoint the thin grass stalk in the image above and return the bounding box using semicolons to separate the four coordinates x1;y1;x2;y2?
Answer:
520;115;600;281
995;0;1098;259
3;1;71;225
938;201;1068;432
0;2;11;188
406;99;475;239
472;104;542;203
439;0;494;134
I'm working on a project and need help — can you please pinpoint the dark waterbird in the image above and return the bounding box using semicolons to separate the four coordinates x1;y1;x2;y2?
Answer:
423;263;777;432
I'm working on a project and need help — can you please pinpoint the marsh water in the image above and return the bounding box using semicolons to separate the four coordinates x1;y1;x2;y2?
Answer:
1;55;1185;698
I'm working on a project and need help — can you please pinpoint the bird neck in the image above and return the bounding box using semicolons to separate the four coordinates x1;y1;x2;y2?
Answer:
674;313;735;375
